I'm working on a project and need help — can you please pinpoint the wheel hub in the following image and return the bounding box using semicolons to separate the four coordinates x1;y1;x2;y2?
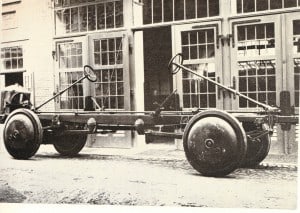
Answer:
5;114;35;149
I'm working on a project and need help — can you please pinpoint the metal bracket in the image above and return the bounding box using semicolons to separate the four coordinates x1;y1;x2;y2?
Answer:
218;34;232;47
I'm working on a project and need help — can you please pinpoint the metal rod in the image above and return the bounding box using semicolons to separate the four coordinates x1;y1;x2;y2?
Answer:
35;76;86;111
154;89;178;116
176;63;277;111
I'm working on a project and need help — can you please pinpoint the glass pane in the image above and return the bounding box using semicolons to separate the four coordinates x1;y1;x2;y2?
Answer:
244;0;255;13
257;0;268;11
198;30;206;43
174;0;184;20
153;0;162;23
101;39;108;52
97;4;105;29
267;76;276;91
190;32;197;44
18;59;23;68
207;44;215;58
237;0;242;13
186;0;196;19
117;69;123;81
102;53;108;65
247;25;255;40
256;24;265;39
199;94;207;108
63;9;70;33
143;0;152;24
268;93;276;106
197;0;208;17
109;52;115;64
209;94;216;107
11;47;17;57
182;46;189;60
258;76;266;91
270;0;282;9
79;6;87;31
207;29;214;43
88;5;96;31
181;32;189;45
164;0;173;21
190;46;198;59
239;93;247;107
198;45;206;58
106;2;114;28
109;39;115;51
239;78;247;92
5;60;11;69
4;49;10;58
183;95;190;107
71;7;79;32
284;0;297;7
208;0;219;16
115;1;123;27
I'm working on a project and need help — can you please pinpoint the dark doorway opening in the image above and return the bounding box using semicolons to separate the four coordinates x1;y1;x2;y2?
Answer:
5;72;23;87
143;26;173;111
143;26;177;144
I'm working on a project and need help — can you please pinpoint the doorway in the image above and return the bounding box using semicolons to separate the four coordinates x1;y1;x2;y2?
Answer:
5;72;23;86
143;26;173;111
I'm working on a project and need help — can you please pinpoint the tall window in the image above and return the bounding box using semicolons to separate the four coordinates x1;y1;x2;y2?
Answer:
143;0;219;25
181;29;217;108
93;37;124;109
293;20;300;107
58;42;84;110
1;46;23;71
237;23;276;108
237;0;300;14
55;0;123;35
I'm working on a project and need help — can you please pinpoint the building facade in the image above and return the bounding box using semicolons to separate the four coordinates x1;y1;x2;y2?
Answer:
1;0;299;154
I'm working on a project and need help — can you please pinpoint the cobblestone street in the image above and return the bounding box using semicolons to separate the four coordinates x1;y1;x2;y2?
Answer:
0;143;298;210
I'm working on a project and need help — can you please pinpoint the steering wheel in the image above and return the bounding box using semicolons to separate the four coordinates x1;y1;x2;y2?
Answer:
84;65;97;82
168;53;184;75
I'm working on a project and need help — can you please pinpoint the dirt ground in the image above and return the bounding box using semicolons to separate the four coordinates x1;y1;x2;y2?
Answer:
0;144;298;211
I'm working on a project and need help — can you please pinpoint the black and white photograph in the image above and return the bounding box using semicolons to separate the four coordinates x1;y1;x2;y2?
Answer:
0;0;299;212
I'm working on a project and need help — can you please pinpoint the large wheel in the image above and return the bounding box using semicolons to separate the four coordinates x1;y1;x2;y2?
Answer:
3;108;42;159
52;134;87;156
241;122;271;168
183;110;247;177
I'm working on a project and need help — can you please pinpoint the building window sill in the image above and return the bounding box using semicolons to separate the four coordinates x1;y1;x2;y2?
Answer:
0;69;26;75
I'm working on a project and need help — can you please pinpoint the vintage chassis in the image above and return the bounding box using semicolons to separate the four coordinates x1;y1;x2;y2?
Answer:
0;54;298;177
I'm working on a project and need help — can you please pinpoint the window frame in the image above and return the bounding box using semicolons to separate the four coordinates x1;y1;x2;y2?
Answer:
230;15;282;112
236;0;300;14
54;36;88;111
172;21;223;110
88;31;130;111
285;12;300;112
54;0;124;36
0;45;25;74
142;0;220;25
